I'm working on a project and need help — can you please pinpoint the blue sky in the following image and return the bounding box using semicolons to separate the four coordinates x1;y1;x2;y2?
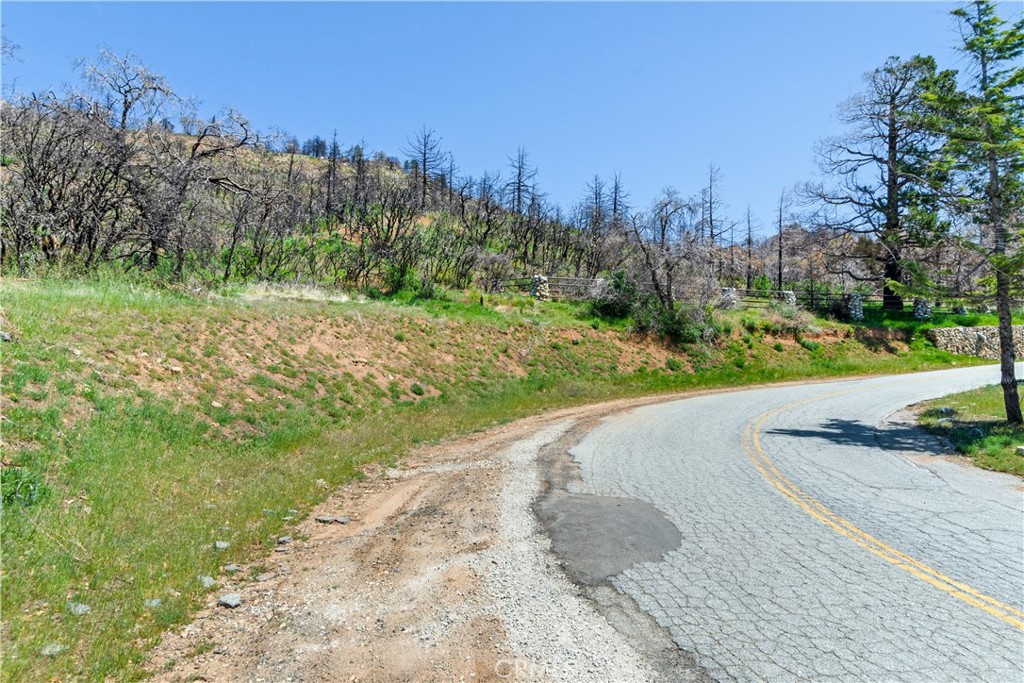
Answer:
1;2;1010;237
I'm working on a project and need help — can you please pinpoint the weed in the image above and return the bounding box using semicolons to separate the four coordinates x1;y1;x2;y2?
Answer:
798;337;822;352
1;467;48;507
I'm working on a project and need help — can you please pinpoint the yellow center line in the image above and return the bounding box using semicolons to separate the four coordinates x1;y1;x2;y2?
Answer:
742;388;1024;630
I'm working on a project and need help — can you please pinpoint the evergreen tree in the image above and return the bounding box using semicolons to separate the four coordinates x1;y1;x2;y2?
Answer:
928;1;1024;422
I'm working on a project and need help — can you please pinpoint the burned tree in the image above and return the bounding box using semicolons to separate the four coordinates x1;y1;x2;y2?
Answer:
403;126;444;209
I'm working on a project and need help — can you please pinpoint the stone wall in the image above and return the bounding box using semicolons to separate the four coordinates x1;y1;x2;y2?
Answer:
925;326;1024;359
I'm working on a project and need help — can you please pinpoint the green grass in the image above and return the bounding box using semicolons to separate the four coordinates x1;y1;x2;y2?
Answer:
857;302;1023;334
918;385;1024;477
0;277;989;681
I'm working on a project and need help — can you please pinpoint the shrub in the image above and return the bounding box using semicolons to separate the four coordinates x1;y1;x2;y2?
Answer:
655;306;703;345
410;383;425;396
628;297;659;334
589;270;639;320
773;342;784;352
665;357;683;372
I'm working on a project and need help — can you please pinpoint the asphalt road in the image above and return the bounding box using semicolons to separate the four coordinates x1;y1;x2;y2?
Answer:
568;365;1024;682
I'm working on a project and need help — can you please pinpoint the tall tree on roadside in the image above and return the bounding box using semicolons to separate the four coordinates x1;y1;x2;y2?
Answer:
806;55;950;309
929;1;1024;422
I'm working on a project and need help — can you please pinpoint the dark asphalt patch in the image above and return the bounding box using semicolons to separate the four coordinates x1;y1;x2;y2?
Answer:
535;493;683;586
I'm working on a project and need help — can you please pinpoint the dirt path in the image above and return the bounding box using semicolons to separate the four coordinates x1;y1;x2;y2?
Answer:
148;395;708;683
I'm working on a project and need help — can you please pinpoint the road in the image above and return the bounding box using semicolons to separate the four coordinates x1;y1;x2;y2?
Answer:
567;364;1024;682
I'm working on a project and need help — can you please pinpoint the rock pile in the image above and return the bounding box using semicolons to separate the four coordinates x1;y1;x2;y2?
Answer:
530;275;551;301
844;293;865;322
777;290;797;307
913;299;933;319
718;288;741;309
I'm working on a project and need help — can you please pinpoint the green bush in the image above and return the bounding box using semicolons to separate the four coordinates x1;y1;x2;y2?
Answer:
410;383;425;396
589;270;639;320
752;274;773;293
665;357;684;372
654;306;703;345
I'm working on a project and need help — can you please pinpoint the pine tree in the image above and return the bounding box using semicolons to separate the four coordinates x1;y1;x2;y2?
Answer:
931;1;1024;422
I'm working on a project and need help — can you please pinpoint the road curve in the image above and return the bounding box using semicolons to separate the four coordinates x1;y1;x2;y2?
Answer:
569;364;1024;682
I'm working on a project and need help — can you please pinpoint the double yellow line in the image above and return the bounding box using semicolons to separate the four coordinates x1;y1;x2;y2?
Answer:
743;392;1024;630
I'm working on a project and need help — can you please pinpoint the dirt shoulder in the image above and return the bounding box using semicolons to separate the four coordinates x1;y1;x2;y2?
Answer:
147;393;711;682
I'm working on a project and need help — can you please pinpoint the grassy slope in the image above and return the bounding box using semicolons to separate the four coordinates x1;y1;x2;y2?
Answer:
918;385;1024;476
0;279;984;681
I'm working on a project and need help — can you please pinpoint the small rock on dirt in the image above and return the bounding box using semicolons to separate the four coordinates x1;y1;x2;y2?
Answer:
223;563;242;573
41;643;66;657
211;401;223;408
144;598;162;609
218;593;242;608
66;602;90;616
315;515;350;525
255;572;274;582
199;575;216;589
277;536;292;545
214;541;230;550
0;331;11;343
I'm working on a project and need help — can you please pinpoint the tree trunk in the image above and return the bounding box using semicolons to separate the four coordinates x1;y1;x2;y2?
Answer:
989;131;1020;422
882;251;904;310
995;268;1021;423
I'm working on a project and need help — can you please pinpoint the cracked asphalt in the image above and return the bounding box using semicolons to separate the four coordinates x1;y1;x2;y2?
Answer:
569;365;1024;682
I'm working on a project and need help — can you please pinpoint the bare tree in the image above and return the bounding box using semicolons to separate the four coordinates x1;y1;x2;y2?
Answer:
325;130;340;219
504;147;536;217
745;206;756;289
805;55;949;309
77;48;175;130
630;188;710;311
403;126;443;209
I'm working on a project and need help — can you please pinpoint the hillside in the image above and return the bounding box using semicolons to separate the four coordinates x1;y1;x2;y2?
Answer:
0;279;982;681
